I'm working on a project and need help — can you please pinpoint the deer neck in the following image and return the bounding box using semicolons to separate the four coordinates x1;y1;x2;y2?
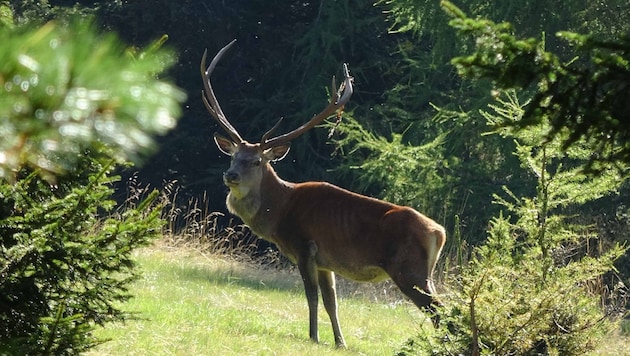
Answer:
226;163;293;238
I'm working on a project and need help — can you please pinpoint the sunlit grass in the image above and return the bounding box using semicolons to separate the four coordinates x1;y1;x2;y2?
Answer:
87;245;432;355
86;234;629;356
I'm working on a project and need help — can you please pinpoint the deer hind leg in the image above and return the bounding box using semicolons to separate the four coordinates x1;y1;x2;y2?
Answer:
297;241;320;343
318;270;346;348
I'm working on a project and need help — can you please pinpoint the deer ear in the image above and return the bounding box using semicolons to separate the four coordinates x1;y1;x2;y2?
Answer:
263;143;290;162
214;133;238;156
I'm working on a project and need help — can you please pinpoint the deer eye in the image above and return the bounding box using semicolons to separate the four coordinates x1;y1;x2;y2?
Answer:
252;158;262;167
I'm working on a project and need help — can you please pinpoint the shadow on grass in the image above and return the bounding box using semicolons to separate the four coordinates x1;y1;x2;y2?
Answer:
160;256;303;293
140;246;408;305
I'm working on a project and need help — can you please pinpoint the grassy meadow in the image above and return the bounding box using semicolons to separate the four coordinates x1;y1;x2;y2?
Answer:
87;243;435;355
85;226;630;356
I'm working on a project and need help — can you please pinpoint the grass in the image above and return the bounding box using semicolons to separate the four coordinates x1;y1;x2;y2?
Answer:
87;243;433;355
86;242;630;355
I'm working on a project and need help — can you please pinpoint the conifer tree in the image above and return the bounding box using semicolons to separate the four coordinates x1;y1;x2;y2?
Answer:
398;91;626;355
0;17;184;353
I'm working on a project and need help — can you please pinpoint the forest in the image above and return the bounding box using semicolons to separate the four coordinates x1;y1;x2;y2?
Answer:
1;0;629;354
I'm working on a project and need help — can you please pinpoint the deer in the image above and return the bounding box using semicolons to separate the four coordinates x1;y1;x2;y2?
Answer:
201;40;446;348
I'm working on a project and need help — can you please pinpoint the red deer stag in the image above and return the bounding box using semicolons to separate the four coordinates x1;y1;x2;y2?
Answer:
201;40;446;348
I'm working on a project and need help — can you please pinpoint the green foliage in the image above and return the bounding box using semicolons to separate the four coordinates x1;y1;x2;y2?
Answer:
8;0;103;25
355;0;630;249
399;91;626;356
383;0;630;39
0;18;185;181
328;115;449;220
445;216;623;355
443;0;630;172
0;15;184;354
0;160;164;354
0;1;13;29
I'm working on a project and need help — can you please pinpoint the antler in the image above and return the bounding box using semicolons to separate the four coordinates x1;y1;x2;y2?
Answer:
261;64;354;149
201;39;243;143
202;40;354;148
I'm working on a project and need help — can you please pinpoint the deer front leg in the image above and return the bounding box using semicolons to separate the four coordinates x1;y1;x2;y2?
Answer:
298;241;320;344
319;270;346;348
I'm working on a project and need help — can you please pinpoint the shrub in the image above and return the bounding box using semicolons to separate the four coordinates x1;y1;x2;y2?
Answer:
0;16;184;354
398;92;626;355
0;158;164;354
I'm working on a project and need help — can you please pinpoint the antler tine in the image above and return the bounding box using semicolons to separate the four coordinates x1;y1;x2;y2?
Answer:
261;117;284;144
201;39;243;143
261;63;354;149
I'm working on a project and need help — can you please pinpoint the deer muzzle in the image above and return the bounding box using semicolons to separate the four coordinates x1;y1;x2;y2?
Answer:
223;170;239;186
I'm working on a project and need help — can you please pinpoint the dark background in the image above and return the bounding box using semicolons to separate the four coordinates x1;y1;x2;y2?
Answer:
9;0;630;247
